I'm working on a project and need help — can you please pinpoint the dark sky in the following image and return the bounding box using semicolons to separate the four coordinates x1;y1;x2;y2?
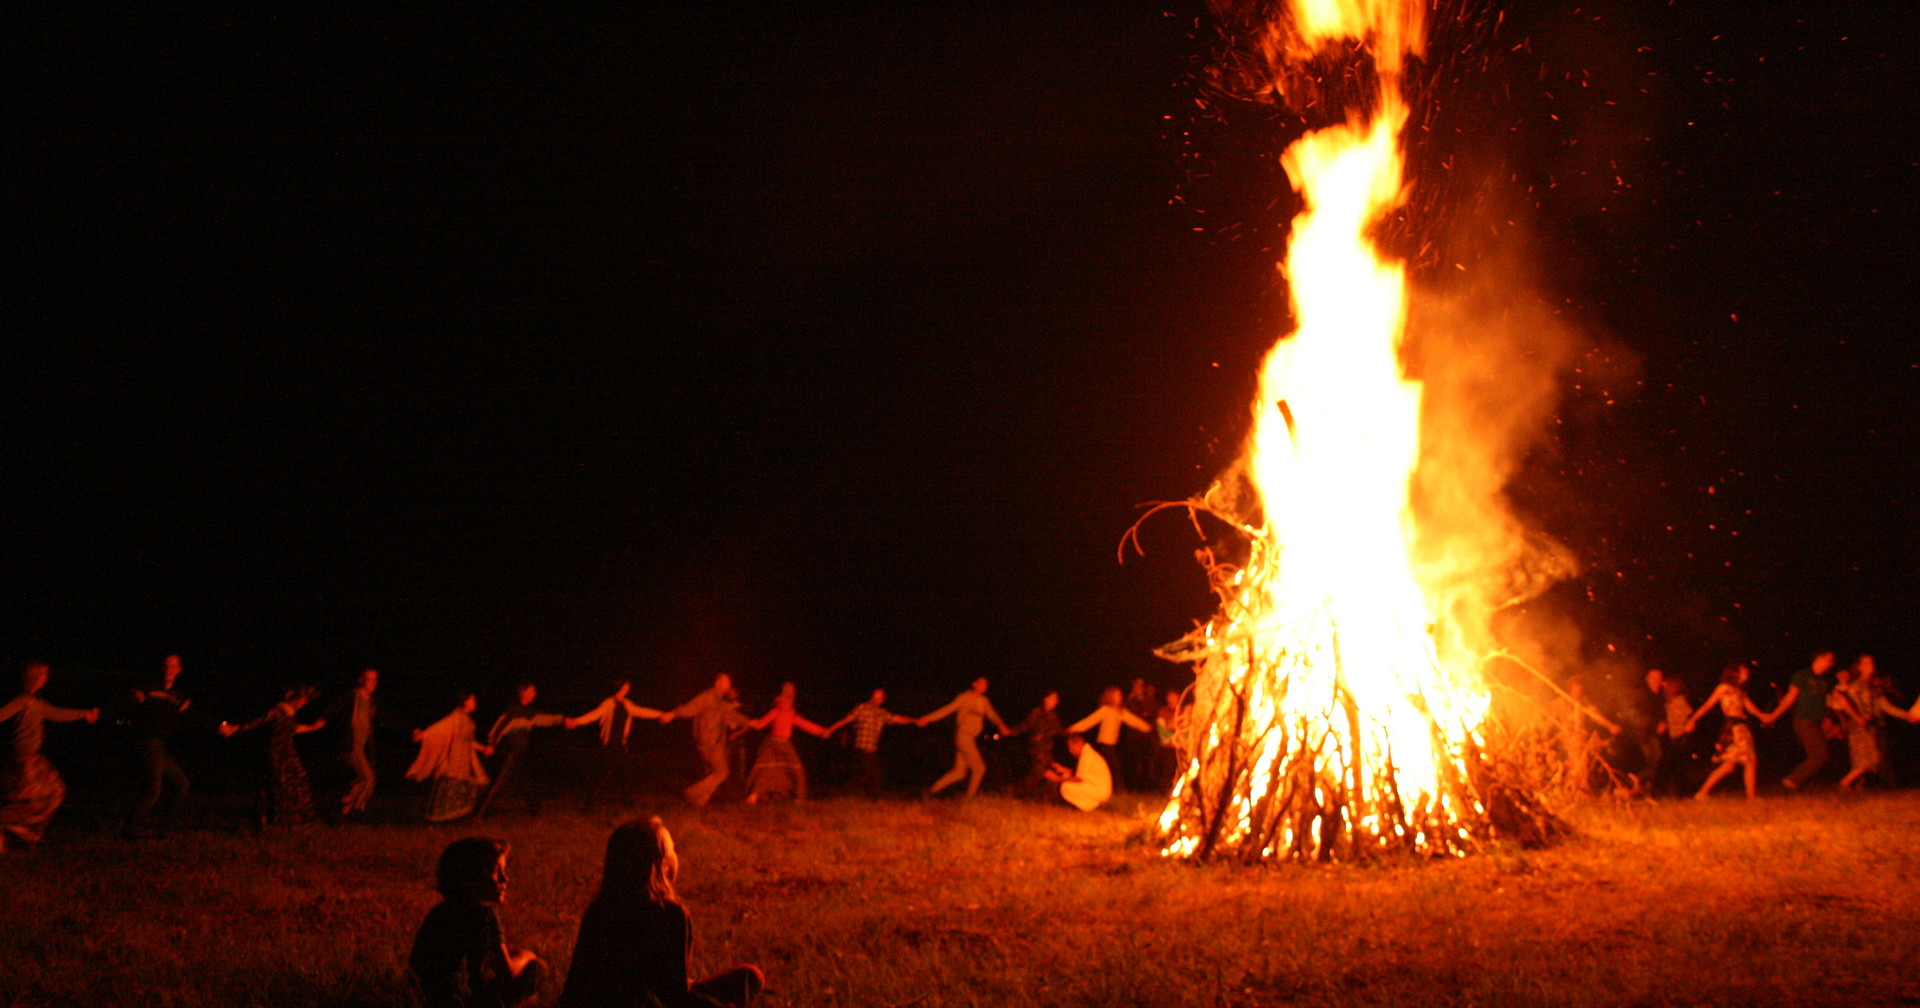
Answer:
6;2;1916;713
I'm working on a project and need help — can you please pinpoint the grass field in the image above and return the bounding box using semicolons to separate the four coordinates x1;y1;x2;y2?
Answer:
5;792;1920;1007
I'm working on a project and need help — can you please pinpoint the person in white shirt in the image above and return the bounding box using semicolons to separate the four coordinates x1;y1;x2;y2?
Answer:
1046;733;1111;812
1068;686;1152;791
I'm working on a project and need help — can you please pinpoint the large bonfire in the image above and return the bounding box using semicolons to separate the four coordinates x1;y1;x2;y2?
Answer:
1147;0;1563;862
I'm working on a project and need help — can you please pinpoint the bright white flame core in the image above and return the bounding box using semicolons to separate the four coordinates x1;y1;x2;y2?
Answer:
1156;2;1499;861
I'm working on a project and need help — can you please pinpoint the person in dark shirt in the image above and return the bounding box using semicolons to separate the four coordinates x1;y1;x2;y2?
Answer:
124;654;192;837
476;684;564;820
1773;650;1837;791
566;681;667;810
1008;691;1063;800
410;835;547;1008
560;817;763;1008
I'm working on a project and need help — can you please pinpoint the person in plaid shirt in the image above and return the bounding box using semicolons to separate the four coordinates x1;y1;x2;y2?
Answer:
826;689;912;798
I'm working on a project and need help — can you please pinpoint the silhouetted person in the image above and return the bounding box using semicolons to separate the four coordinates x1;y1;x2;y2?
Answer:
1122;678;1159;790
125;653;192;836
1775;651;1836;791
220;684;325;827
567;681;666;810
478;684;563;819
1628;668;1667;796
411;835;548;1008
1009;691;1063;799
560;817;763;1008
1652;675;1694;797
1;661;99;851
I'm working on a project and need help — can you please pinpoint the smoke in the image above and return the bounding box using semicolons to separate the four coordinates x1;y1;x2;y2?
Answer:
1404;222;1583;671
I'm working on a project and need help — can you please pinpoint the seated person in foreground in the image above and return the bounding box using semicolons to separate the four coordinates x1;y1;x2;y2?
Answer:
410;836;548;1008
1045;732;1112;812
561;816;764;1008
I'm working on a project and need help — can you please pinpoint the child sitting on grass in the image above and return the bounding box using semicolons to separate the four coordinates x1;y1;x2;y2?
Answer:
560;816;764;1008
410;836;548;1008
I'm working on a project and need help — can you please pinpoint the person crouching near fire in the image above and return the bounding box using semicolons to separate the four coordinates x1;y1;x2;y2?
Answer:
410;835;549;1008
1046;732;1112;812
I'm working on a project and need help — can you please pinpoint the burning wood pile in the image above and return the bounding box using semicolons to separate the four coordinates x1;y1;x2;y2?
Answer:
1143;0;1565;862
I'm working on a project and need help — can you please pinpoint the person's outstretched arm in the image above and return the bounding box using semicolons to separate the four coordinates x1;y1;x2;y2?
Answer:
619;697;665;720
566;698;613;731
1770;684;1800;722
1681;688;1722;735
918;697;960;727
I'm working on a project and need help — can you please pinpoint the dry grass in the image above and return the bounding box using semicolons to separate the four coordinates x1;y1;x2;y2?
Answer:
5;792;1920;1007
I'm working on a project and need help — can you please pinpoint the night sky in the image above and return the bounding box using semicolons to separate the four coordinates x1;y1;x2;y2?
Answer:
7;2;1916;720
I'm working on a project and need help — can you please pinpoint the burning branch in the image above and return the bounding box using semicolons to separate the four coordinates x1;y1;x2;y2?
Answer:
1136;0;1565;862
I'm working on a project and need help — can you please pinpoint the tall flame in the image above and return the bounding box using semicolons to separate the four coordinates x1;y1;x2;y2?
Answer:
1154;0;1551;861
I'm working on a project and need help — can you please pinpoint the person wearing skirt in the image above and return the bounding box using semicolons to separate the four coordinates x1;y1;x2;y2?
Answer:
221;684;326;827
1682;662;1778;800
409;693;494;822
1830;655;1919;791
1;662;100;850
743;683;829;804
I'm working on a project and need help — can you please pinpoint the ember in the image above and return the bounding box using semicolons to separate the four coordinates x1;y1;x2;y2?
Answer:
1144;0;1562;862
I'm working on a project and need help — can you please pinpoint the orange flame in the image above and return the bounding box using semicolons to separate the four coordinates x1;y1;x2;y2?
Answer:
1155;0;1538;861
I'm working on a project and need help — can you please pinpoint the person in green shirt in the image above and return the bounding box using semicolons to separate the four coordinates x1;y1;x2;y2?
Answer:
1771;650;1836;791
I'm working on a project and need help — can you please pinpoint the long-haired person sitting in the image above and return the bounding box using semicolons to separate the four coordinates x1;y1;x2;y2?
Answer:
410;836;548;1008
561;817;763;1008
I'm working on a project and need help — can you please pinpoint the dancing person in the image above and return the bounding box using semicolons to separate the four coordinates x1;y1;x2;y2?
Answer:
568;681;667;810
221;684;325;827
410;835;548;1008
918;677;1011;799
560;816;764;1008
408;693;494;823
318;667;393;818
0;662;99;852
477;684;564;820
1830;655;1917;791
1045;732;1112;812
1154;687;1190;789
1629;668;1668;796
825;688;912;798
742;682;829;804
1123;678;1159;789
1772;650;1837;791
125;653;192;837
1068;687;1153;792
1557;675;1622;796
669;675;749;808
1682;662;1779;800
1652;675;1694;797
1008;690;1063;800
